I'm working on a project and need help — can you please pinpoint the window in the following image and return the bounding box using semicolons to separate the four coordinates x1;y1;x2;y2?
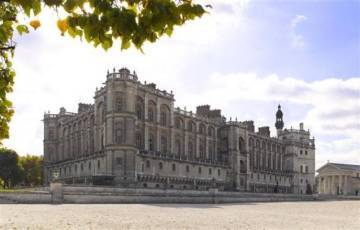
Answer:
161;136;167;153
160;111;166;126
305;151;308;155
97;160;100;169
175;139;181;155
186;165;190;172
209;168;212;175
198;167;202;174
300;178;303;184
159;162;163;170
188;121;193;132
305;165;309;173
188;140;194;158
115;93;124;112
172;164;176;171
136;133;143;149
300;165;303;173
75;164;78;173
141;163;144;172
208;127;212;136
116;157;122;165
199;124;205;134
146;160;150;168
136;106;143;120
114;121;123;144
199;140;205;159
149;134;154;151
48;128;55;140
88;162;91;170
300;150;303;155
218;169;221;176
175;118;182;129
148;107;154;122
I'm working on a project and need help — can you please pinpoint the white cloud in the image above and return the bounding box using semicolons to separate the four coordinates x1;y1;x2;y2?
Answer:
2;0;359;171
176;72;360;168
290;14;307;48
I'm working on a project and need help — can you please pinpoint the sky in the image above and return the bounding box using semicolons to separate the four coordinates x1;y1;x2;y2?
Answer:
3;0;360;170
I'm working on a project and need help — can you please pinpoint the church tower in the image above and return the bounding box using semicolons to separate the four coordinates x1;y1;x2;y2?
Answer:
275;104;284;135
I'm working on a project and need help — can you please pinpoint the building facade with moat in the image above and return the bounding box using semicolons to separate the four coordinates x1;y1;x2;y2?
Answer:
43;68;316;194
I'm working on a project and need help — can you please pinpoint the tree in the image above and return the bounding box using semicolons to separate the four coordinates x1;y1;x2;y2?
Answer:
0;147;23;188
19;155;43;186
0;0;207;143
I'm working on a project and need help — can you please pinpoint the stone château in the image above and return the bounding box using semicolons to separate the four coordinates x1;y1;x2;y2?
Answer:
43;67;316;194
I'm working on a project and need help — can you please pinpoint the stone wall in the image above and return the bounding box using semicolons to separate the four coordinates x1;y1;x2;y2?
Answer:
3;185;359;204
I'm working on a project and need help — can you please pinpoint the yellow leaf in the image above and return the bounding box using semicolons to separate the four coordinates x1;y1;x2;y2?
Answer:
29;20;41;30
57;19;68;36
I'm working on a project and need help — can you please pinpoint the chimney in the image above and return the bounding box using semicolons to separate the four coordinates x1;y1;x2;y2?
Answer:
300;122;304;130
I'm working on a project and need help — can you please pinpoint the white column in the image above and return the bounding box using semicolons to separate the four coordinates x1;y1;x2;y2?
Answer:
331;176;336;195
325;176;330;194
344;175;348;195
339;175;343;195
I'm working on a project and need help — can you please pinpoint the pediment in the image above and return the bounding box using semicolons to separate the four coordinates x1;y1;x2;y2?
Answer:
317;164;343;174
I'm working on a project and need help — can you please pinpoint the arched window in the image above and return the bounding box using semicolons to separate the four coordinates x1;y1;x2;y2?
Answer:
148;107;154;122
149;134;155;151
268;153;272;169
160;111;166;126
136;132;143;149
272;154;276;170
160;104;170;126
199;139;205;159
188;140;194;158
161;136;167;153
114;92;124;112
136;96;144;120
148;100;156;122
175;139;181;155
239;137;245;152
114;121;123;144
199;123;205;134
175;117;183;129
208;126;214;137
188;121;193;132
208;141;214;160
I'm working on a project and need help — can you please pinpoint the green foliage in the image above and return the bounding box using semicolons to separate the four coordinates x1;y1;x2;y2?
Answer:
0;148;43;188
19;155;43;186
0;0;206;143
0;147;23;188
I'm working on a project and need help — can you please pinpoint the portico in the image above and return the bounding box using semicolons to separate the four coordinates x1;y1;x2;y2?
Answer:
317;162;360;196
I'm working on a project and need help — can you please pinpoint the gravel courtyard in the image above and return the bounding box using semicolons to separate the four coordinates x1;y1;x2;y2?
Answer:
0;201;359;229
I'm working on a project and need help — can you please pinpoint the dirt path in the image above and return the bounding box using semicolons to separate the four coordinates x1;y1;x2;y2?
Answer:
0;201;359;229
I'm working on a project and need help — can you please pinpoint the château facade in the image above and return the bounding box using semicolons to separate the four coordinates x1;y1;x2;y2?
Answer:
43;68;316;194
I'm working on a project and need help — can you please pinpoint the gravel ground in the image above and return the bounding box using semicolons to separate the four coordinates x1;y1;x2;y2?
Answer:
0;201;359;229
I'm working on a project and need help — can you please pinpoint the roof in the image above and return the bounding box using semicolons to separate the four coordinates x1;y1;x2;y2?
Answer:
330;163;360;171
317;162;360;173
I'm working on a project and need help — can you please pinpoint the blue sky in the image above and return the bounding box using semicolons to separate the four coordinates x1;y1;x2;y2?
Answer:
4;0;360;169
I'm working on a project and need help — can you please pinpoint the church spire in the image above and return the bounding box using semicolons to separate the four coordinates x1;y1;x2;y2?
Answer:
275;104;284;130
